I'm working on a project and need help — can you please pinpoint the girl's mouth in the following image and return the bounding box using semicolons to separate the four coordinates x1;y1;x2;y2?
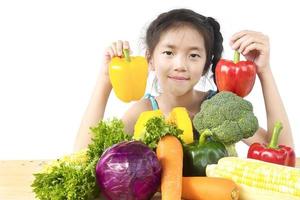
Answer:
168;76;190;81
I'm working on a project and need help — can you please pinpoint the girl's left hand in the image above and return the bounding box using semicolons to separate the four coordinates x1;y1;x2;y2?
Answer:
230;30;270;75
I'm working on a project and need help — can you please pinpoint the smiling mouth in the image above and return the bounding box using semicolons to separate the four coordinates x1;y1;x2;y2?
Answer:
168;76;190;81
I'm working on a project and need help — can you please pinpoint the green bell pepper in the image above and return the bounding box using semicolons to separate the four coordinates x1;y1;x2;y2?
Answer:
183;129;228;176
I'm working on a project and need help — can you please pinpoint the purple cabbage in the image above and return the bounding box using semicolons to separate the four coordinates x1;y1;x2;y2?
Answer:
96;141;161;200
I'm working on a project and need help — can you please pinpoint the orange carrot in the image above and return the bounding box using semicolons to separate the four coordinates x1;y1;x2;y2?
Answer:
156;135;183;200
182;177;239;200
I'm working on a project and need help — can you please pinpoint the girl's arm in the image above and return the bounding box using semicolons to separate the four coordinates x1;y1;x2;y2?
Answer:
73;40;130;151
73;72;112;151
230;30;294;148
257;67;294;147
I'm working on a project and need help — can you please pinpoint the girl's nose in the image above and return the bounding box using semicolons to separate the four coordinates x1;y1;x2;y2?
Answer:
174;56;188;71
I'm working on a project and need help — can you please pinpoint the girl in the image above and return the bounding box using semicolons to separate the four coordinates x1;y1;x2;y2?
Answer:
74;8;294;151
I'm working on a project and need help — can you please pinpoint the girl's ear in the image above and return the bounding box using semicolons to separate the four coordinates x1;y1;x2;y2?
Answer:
148;59;155;71
145;50;155;71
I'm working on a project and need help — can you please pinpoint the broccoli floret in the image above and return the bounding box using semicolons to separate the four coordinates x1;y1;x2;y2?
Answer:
193;91;259;156
211;120;243;144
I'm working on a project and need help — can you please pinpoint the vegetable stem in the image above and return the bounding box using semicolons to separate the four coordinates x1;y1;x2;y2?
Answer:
225;144;237;157
268;121;283;149
199;129;213;145
123;49;131;62
233;51;240;64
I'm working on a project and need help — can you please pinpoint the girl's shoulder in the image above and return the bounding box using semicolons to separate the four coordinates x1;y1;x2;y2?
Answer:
194;89;217;103
134;98;154;111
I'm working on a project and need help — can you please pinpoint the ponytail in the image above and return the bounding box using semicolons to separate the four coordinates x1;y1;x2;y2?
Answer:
206;17;223;84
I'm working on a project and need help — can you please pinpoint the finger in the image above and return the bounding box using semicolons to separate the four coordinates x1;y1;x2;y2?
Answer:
260;34;269;46
111;42;118;56
106;47;115;59
231;31;268;49
230;30;249;45
237;37;255;53
231;35;251;50
123;40;130;50
242;42;265;56
116;40;123;56
249;33;267;45
123;41;132;55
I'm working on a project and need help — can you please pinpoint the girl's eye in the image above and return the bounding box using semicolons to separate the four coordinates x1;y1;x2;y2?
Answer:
190;53;200;58
162;51;173;56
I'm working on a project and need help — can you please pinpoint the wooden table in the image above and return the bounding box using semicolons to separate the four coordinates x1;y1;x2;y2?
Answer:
1;158;300;200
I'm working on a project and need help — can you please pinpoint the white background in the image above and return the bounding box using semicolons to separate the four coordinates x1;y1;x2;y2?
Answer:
0;0;299;159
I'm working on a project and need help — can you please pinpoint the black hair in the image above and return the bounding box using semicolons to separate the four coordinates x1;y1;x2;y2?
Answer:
145;8;223;82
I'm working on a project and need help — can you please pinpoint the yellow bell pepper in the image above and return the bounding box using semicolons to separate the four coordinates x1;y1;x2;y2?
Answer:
109;49;148;102
133;110;164;140
168;107;194;144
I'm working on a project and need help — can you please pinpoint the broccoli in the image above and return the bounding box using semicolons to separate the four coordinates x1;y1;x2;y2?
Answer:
193;91;259;156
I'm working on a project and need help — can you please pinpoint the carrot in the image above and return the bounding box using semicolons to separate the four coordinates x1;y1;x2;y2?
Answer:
182;177;240;200
156;135;183;200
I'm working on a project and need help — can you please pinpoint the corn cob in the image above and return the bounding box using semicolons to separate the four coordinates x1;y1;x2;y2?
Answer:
42;148;88;173
133;110;163;140
59;148;88;164
167;107;193;144
206;157;300;199
239;184;300;200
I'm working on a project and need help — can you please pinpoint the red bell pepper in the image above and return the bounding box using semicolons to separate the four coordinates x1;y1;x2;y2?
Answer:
215;51;256;97
247;121;295;167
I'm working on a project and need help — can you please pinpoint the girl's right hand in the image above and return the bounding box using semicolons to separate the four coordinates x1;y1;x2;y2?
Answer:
101;40;130;77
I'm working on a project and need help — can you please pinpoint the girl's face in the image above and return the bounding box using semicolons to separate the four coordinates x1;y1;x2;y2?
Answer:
150;25;207;97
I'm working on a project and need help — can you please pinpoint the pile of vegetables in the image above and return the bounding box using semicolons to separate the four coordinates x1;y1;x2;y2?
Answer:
193;91;259;156
33;92;295;200
32;111;240;200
